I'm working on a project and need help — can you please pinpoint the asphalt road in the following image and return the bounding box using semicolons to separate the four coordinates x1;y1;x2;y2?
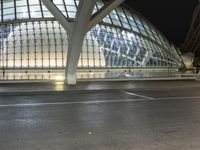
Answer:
1;81;200;150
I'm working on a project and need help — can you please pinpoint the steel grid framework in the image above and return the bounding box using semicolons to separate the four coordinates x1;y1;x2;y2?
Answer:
0;0;182;84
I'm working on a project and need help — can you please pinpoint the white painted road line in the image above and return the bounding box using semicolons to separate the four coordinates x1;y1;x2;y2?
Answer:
122;91;154;100
0;99;147;107
158;96;200;100
1;96;200;108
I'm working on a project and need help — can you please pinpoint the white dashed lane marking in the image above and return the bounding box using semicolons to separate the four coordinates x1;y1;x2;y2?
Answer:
122;91;154;100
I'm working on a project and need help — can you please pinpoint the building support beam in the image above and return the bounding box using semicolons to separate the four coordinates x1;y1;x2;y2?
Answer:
66;0;125;84
182;3;200;52
88;0;125;31
41;0;125;84
66;0;96;84
40;0;73;34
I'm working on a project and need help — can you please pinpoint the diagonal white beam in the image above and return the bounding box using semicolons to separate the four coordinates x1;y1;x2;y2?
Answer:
87;0;125;31
41;0;73;34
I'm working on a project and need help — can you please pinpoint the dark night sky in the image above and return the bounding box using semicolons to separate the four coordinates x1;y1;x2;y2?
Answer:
124;0;199;46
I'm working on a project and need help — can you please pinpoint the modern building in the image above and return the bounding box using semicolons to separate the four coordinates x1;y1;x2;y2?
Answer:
0;0;183;83
181;1;200;67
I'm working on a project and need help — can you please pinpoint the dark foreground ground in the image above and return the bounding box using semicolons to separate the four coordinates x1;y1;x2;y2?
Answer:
1;80;200;150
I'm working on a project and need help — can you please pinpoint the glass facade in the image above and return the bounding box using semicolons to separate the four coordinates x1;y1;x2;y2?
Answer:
0;0;183;79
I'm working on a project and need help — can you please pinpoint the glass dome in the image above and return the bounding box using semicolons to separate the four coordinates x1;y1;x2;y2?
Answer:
0;0;182;71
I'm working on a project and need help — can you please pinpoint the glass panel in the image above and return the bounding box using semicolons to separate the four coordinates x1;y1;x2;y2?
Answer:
0;3;1;22
3;1;15;21
64;0;76;18
116;8;131;29
124;10;139;33
109;10;122;27
42;4;53;17
29;0;42;18
53;0;67;16
16;0;29;19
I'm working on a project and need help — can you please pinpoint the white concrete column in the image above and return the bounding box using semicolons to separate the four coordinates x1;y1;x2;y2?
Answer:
41;0;125;85
66;0;125;84
66;0;96;84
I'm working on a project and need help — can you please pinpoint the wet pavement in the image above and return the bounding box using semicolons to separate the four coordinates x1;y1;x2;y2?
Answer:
1;80;200;150
0;80;199;94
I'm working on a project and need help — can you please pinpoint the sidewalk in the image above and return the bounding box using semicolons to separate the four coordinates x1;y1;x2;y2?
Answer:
0;80;199;95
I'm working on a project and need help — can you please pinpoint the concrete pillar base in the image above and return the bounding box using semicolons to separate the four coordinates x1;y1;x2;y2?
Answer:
66;74;77;85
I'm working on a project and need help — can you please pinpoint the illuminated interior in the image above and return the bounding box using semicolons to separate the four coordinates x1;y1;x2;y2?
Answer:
0;0;183;79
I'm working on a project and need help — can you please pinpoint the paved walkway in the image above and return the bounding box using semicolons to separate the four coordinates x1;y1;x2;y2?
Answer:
1;80;200;150
0;80;199;94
